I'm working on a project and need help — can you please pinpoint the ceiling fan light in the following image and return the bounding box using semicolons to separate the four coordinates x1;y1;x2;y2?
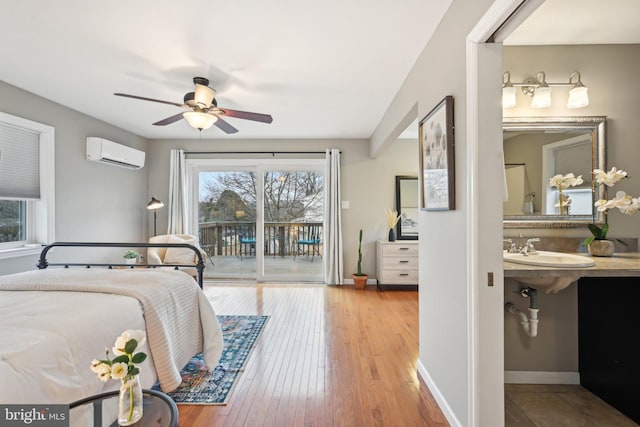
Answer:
194;84;216;108
183;112;217;130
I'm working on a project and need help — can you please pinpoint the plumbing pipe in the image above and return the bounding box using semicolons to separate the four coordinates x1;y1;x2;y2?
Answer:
528;287;538;309
505;302;539;337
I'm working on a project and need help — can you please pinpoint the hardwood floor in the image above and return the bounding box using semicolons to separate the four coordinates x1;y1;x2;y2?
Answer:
179;283;449;427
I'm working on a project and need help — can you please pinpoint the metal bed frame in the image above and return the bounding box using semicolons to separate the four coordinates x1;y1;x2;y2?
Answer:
36;242;205;288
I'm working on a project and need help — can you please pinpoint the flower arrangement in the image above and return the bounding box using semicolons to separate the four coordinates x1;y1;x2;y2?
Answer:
384;208;401;229
584;167;639;245
549;173;584;215
123;250;138;259
91;329;147;425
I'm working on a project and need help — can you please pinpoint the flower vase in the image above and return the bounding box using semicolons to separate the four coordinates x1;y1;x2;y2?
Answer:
388;228;396;242
588;240;614;257
118;375;143;426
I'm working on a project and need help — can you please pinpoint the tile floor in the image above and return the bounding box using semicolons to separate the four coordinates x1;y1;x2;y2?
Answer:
505;384;638;426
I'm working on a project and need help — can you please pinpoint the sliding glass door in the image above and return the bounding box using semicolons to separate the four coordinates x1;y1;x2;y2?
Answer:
262;169;324;281
188;158;325;282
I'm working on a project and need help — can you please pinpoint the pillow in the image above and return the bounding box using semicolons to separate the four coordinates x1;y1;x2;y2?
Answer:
163;235;197;264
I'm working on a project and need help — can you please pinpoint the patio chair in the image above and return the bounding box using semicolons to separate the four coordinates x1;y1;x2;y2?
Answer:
293;226;322;262
238;224;257;260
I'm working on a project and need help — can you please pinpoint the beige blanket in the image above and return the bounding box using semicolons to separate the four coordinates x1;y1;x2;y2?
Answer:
0;268;222;392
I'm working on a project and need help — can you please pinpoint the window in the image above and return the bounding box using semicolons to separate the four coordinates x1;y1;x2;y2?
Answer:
0;112;55;256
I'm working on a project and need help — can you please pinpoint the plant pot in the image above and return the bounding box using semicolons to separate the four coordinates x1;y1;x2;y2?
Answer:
353;274;368;290
124;258;137;265
588;240;614;257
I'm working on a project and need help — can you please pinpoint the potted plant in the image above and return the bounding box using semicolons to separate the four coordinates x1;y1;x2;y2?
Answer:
583;167;638;256
352;229;368;290
123;250;138;265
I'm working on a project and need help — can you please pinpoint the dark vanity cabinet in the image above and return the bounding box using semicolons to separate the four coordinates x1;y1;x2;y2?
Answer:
578;277;640;424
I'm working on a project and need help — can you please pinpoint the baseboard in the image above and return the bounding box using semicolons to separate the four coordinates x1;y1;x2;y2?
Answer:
417;360;463;427
504;370;580;384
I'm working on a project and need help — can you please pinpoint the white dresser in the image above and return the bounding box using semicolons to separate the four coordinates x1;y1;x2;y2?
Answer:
376;240;419;288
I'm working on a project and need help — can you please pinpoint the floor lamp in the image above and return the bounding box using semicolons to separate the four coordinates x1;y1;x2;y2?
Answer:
147;196;165;236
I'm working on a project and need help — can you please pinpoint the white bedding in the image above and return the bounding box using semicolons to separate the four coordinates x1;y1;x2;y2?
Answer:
0;268;222;405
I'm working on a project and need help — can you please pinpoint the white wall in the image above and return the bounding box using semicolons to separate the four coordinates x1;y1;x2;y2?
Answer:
0;81;149;275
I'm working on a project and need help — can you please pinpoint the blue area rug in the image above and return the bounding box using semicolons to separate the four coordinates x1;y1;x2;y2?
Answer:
155;315;268;405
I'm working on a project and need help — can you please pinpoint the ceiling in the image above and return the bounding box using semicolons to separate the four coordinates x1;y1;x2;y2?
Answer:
0;1;453;140
398;0;640;139
504;0;640;45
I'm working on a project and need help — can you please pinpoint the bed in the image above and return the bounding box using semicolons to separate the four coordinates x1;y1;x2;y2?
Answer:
0;242;222;406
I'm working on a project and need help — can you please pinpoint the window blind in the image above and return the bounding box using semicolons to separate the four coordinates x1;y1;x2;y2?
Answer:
0;121;40;200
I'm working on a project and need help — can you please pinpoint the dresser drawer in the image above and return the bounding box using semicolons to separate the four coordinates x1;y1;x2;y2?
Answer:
380;244;418;257
379;270;419;284
381;256;419;270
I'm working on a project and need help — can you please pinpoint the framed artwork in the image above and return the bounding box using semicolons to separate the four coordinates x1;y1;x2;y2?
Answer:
418;95;455;211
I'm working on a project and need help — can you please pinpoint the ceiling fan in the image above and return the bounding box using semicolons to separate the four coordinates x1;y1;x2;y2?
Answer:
114;77;273;134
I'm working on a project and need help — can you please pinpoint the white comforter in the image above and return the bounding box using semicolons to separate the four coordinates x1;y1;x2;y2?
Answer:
0;268;222;404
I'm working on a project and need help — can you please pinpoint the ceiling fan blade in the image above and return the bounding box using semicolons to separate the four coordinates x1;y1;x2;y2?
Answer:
153;112;185;126
213;116;239;134
218;108;273;124
114;93;183;107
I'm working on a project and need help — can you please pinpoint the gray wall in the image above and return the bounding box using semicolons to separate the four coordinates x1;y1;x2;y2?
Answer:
503;44;640;374
0;81;149;275
145;137;419;281
370;0;499;425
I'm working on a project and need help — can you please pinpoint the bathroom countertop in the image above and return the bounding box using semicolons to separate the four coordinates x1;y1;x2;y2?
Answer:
504;252;640;278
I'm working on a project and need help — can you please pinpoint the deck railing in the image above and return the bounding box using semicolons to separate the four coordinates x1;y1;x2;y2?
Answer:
198;221;323;258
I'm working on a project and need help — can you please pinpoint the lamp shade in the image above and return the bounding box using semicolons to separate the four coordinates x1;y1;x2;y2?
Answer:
502;86;516;108
193;84;216;108
567;85;589;109
531;86;551;108
183;111;217;130
147;197;164;210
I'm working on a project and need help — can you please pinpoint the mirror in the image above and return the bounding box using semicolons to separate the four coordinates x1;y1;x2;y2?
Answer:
395;175;419;240
503;116;606;228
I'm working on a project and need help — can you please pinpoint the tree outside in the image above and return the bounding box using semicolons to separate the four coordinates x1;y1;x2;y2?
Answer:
199;171;324;223
0;200;26;243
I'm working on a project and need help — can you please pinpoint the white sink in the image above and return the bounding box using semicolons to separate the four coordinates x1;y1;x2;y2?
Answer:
503;250;595;268
504;250;595;293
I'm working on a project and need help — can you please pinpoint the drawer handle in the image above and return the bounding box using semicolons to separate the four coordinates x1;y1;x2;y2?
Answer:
399;273;409;276
399;247;410;251
399;260;409;263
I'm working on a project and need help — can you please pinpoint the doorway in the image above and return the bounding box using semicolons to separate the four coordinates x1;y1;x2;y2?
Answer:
189;157;325;282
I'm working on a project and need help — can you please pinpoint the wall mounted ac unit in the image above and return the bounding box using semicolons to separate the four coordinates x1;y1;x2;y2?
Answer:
86;137;145;170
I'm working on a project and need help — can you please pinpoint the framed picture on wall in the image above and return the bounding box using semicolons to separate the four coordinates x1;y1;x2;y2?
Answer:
418;95;455;211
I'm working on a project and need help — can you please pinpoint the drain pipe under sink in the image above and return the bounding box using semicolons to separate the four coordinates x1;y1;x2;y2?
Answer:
505;287;539;337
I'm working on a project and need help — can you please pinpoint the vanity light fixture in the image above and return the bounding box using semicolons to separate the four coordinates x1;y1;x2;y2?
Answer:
502;72;517;108
567;72;589;109
502;71;589;109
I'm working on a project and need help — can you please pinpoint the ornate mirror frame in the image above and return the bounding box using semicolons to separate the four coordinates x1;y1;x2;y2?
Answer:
503;116;607;228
